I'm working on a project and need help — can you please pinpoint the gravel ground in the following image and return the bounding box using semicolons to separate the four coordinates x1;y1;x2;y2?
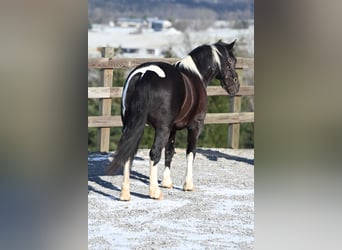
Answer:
88;148;254;250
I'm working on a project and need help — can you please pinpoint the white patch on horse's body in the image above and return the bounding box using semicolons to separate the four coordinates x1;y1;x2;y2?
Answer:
122;65;166;116
149;160;163;199
183;152;194;191
161;167;173;188
120;159;131;201
211;45;222;70
176;55;203;80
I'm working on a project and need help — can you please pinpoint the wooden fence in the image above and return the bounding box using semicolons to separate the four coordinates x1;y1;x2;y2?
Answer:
88;47;254;152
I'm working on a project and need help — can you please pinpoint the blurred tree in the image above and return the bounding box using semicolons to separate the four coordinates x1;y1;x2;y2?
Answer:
163;46;176;58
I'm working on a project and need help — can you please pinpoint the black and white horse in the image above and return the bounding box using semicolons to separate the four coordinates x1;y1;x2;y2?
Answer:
107;40;240;201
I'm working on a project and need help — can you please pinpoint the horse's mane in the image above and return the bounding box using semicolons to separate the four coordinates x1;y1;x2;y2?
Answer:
174;55;203;80
175;43;223;83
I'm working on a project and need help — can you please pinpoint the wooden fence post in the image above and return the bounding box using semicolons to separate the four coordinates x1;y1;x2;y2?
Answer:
228;95;241;149
97;47;114;152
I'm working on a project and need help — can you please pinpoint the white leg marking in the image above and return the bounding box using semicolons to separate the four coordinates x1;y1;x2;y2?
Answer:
122;65;166;115
161;167;173;188
120;159;131;201
149;160;163;199
183;152;194;191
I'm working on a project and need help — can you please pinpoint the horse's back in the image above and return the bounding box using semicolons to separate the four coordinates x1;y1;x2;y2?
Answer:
122;62;185;127
123;61;207;130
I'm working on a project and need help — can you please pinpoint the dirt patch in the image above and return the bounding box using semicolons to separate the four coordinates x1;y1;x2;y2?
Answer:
88;148;254;249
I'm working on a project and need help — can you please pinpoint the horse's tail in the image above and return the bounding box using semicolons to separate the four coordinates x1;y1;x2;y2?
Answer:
106;78;149;175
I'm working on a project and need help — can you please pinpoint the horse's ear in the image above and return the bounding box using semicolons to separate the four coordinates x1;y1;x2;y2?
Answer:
227;39;237;50
216;39;225;46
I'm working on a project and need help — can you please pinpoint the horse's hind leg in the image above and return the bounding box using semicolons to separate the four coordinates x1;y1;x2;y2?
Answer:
183;125;201;191
161;130;176;188
149;127;170;199
120;158;132;201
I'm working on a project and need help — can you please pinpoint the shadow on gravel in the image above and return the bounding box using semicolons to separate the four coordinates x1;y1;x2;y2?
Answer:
88;149;253;200
88;153;151;200
88;184;119;201
197;148;254;166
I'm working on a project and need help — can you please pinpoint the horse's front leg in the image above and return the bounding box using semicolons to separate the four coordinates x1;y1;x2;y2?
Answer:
161;130;176;189
120;159;132;201
183;124;202;191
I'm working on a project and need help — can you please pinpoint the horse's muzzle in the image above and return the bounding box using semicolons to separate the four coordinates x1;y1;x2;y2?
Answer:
223;77;240;96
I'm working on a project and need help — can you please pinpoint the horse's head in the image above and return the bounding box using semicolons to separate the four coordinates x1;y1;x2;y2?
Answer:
215;40;240;96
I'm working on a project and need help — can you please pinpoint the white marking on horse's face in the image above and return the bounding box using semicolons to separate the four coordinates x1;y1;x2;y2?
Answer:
122;65;166;116
176;55;203;80
211;45;222;71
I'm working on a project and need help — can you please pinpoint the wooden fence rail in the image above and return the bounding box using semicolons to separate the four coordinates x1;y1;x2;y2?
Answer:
88;47;254;152
88;57;254;70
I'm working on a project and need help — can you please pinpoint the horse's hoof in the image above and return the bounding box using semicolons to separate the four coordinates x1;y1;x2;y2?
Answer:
161;180;173;189
183;182;195;191
119;191;131;201
149;188;163;200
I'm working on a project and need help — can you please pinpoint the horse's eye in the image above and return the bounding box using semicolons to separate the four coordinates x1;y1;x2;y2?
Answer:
228;58;233;64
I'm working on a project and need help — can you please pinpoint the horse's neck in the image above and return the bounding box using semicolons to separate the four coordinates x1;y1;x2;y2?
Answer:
190;56;218;87
178;69;215;89
201;69;217;87
176;52;218;88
